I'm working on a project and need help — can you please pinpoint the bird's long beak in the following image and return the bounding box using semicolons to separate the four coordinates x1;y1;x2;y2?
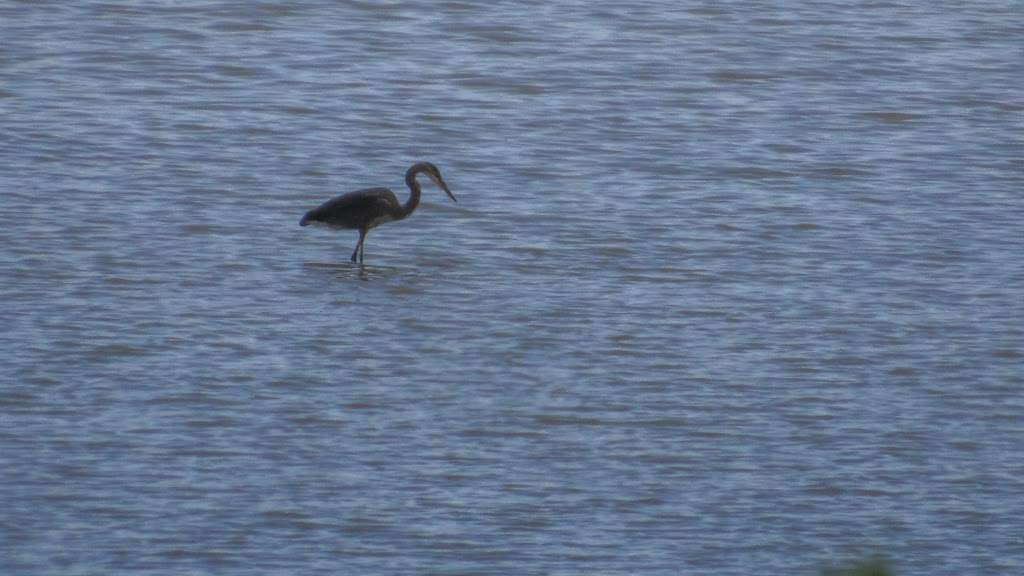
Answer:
428;171;457;203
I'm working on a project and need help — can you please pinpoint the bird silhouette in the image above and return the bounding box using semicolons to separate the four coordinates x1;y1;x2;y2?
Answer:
300;162;456;264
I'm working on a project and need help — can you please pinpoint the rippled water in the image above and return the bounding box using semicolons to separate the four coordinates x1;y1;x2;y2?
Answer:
2;2;1022;574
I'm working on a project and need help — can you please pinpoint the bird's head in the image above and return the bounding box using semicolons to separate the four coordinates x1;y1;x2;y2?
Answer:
410;162;457;203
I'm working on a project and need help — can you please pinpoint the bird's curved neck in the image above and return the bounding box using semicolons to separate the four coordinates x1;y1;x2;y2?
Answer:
401;171;422;217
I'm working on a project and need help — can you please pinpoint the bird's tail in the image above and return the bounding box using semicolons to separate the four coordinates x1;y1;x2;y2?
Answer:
299;212;312;226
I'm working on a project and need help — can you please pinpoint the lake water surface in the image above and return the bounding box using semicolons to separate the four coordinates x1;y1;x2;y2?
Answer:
2;1;1022;574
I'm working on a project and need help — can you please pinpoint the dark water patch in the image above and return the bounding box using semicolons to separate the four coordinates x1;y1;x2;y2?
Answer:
457;428;545;439
721;167;798;179
887;366;917;376
764;143;810;154
174;122;219;132
790;222;821;230
278;105;319;115
687;7;728;16
806;166;874;179
264;376;328;390
467;26;541;44
145;393;240;406
84;343;152;361
858;112;928;124
878;35;944;46
532;414;614;427
208;21;276;32
184;417;243;429
710;71;780;83
752;18;794;27
286;414;347;428
0;391;38;407
443;1;480;11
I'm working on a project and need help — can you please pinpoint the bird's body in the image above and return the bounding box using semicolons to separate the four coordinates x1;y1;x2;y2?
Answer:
300;187;403;231
300;162;456;263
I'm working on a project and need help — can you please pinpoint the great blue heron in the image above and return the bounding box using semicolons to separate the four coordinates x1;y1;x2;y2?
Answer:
299;162;456;264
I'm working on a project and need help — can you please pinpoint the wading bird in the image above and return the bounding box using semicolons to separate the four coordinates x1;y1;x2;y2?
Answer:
299;162;456;264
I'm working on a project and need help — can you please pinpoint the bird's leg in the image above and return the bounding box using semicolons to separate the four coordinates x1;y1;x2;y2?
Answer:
351;228;367;264
350;236;361;263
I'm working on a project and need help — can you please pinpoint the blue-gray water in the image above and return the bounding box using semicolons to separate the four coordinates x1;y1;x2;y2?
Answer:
2;2;1022;575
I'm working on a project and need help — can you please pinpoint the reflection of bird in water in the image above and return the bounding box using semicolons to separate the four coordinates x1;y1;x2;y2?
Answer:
300;162;457;264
